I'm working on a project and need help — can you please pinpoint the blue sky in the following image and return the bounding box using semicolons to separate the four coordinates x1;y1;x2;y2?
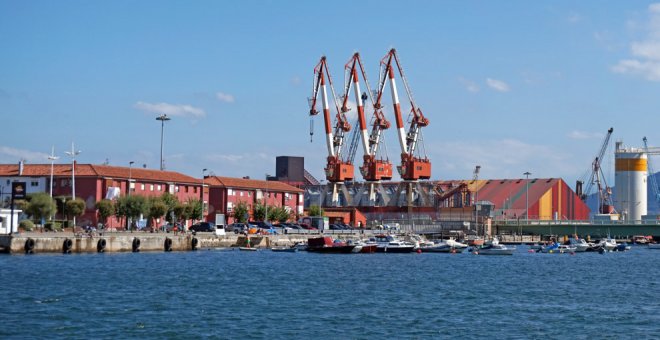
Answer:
1;0;660;187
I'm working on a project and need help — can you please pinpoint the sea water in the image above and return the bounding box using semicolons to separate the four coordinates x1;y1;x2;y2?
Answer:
1;246;659;339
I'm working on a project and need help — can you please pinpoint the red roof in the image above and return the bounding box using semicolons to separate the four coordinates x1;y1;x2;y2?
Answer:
206;176;303;193
0;163;200;184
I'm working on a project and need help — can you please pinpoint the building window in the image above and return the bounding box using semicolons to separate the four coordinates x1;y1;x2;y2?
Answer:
31;181;39;187
240;191;243;197
157;184;161;191
150;184;154;191
175;186;179;192
140;183;145;191
228;189;233;196
285;193;290;200
247;192;251;197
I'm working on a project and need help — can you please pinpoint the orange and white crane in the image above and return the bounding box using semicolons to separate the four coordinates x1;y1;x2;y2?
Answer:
377;48;431;181
341;52;393;182
309;56;354;205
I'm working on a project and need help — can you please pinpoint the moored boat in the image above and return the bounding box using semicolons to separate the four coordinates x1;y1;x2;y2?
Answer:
472;238;515;255
271;247;298;253
648;243;660;249
238;247;258;251
421;239;468;253
367;235;416;253
307;237;356;253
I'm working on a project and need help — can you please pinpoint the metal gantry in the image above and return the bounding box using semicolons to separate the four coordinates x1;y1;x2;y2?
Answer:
576;127;615;214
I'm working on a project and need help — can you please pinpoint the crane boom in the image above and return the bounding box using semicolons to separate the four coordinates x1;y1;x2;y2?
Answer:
377;48;431;181
342;53;393;181
309;56;354;182
577;127;615;214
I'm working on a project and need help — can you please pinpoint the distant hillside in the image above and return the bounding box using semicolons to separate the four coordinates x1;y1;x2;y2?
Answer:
585;171;660;215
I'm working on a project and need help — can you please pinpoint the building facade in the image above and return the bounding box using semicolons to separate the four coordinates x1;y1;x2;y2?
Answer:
205;176;304;224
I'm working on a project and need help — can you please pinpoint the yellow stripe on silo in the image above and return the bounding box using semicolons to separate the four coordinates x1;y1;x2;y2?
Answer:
615;158;647;171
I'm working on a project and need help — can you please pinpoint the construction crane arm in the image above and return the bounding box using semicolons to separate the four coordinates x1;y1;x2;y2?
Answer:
378;48;431;180
308;56;354;182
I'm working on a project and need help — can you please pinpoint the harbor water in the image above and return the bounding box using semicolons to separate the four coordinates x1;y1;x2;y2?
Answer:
1;246;659;339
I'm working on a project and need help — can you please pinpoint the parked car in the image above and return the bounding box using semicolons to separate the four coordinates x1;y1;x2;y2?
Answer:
190;222;216;232
226;223;248;234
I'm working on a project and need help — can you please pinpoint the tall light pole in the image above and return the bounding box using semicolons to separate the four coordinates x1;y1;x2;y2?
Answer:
264;174;271;224
473;165;481;235
128;161;135;195
48;146;59;221
201;168;207;220
48;146;59;199
65;142;81;227
156;114;171;170
524;171;532;222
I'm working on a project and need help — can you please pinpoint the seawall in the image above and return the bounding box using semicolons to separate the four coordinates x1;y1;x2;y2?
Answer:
0;232;359;254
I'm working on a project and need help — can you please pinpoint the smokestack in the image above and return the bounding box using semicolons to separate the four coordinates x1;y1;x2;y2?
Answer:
18;160;24;176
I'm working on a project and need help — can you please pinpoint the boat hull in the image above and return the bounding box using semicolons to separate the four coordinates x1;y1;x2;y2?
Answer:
307;245;356;253
376;246;415;253
271;247;298;253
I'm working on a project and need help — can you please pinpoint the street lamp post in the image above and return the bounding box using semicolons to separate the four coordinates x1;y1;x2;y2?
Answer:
156;114;171;171
264;174;271;224
524;171;532;223
47;146;59;221
201;168;208;221
128;161;135;195
65;142;81;228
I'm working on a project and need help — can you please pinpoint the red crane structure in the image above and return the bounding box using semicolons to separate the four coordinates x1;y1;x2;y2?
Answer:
377;48;431;181
309;56;354;206
342;52;393;182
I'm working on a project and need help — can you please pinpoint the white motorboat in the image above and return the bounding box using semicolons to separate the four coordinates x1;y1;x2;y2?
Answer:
367;235;416;253
472;238;515;255
540;243;577;254
648;243;660;249
421;238;468;253
567;238;593;252
597;238;617;251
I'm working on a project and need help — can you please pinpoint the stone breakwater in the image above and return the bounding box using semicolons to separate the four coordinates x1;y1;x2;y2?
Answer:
0;232;365;254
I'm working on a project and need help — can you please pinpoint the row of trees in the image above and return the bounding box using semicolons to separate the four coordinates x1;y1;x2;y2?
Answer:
96;192;203;228
18;192;203;229
19;192;303;228
231;200;295;223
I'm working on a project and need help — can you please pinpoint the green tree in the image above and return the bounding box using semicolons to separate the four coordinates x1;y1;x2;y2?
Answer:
160;192;179;222
147;198;168;227
114;195;129;227
25;193;57;223
124;195;148;229
308;205;324;217
253;201;266;221
173;203;187;223
65;198;86;220
186;198;203;221
95;199;115;227
271;206;291;223
233;201;249;223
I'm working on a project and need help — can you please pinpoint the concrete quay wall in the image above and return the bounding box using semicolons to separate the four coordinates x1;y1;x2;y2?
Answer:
0;232;360;254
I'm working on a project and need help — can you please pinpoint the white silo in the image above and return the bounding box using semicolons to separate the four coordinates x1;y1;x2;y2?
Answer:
614;142;647;222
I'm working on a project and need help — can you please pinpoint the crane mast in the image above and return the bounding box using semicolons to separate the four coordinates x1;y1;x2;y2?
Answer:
377;48;431;181
342;53;393;181
309;56;354;183
576;127;615;214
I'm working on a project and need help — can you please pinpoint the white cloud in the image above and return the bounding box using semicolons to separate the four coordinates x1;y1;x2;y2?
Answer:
216;92;235;103
0;146;50;163
613;3;660;81
134;101;206;118
486;78;510;92
568;130;603;140
458;77;480;93
567;11;581;23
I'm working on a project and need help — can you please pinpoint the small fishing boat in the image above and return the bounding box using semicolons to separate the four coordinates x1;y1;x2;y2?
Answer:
238;247;258;251
472;238;515;255
421;239;468;253
271;247;298;253
306;237;356;253
367;235;416;253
